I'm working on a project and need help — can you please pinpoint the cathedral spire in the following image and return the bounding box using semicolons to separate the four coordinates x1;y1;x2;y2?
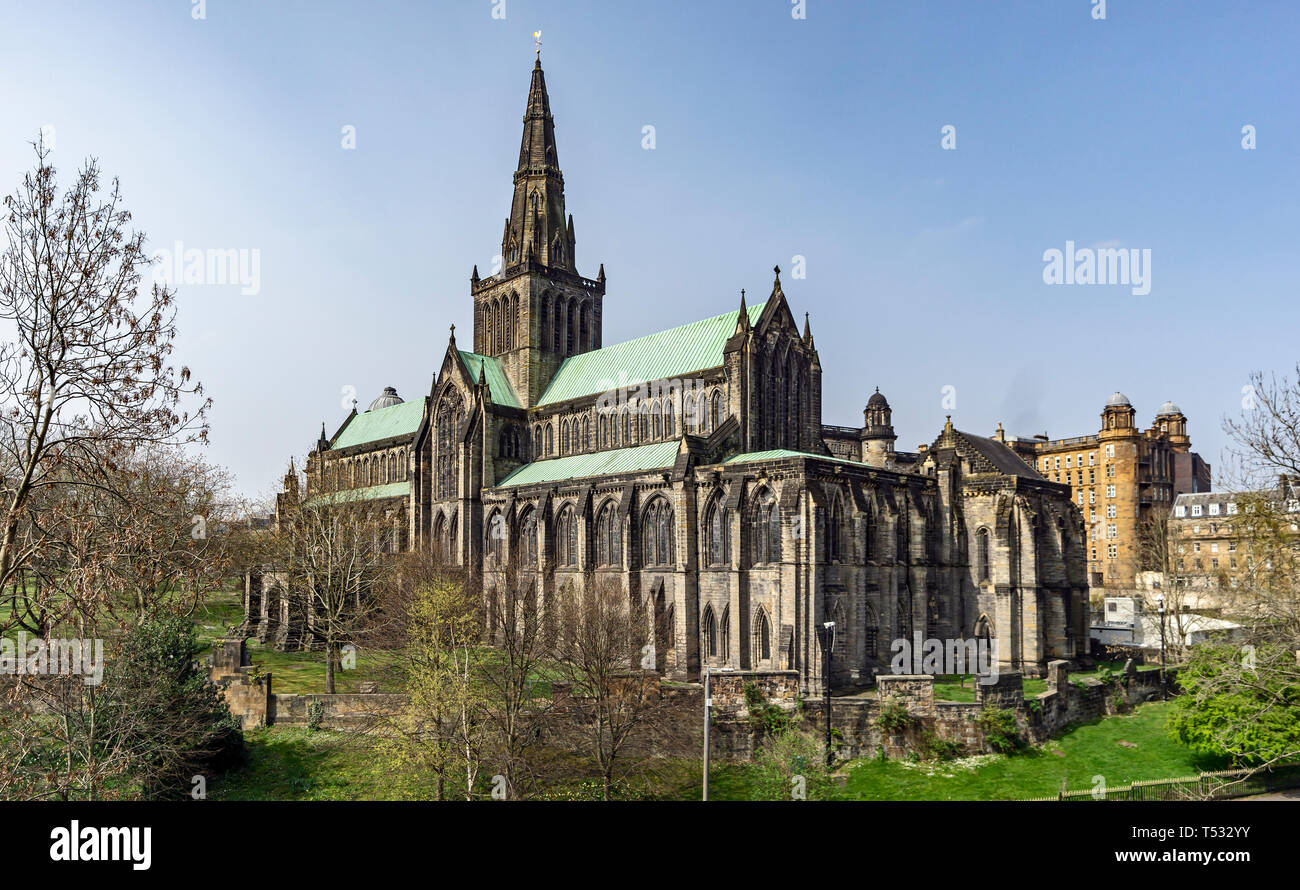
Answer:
501;55;572;272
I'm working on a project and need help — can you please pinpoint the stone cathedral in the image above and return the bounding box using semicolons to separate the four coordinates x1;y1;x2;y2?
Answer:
277;57;1090;688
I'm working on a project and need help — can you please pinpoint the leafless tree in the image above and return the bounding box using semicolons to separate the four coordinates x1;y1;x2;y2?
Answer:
278;499;392;693
553;579;663;800
0;137;209;629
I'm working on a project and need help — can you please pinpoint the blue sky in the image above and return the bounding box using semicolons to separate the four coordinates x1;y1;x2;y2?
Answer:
2;0;1296;499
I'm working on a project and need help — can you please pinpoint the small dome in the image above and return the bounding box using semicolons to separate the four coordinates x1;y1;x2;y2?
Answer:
1157;400;1182;416
367;386;403;411
1105;392;1131;408
866;387;890;409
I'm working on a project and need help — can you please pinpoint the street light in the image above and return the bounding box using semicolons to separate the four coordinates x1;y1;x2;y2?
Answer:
1156;593;1167;702
702;665;734;801
819;621;836;769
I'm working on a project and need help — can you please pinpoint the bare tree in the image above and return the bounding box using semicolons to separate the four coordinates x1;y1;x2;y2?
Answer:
553;579;662;800
0;138;208;629
279;499;390;693
476;574;550;799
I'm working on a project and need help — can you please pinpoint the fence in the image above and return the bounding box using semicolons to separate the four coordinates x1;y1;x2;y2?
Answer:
1021;764;1300;801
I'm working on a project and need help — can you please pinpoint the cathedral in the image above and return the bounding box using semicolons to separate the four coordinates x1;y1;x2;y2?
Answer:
279;56;1090;688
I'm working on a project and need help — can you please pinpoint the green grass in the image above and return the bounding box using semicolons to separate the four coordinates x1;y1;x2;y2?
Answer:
210;702;1227;801
209;727;435;800
836;702;1229;800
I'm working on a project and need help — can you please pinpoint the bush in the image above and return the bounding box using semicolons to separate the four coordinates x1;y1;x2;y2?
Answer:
876;697;913;735
976;707;1021;753
306;701;326;732
921;731;962;761
744;682;792;735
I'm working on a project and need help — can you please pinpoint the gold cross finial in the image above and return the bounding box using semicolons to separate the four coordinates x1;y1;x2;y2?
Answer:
533;30;542;56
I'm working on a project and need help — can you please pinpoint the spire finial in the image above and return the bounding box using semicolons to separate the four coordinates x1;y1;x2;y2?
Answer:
533;30;542;60
449;323;456;344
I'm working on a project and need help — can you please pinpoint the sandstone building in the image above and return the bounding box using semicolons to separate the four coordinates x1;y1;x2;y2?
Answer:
275;57;1091;686
1006;396;1211;588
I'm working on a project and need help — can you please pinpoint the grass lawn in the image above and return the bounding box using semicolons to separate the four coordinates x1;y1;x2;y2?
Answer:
211;702;1226;801
210;727;435;800
836;702;1229;800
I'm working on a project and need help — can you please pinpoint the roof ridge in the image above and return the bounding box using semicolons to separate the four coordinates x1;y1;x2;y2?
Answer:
537;300;767;406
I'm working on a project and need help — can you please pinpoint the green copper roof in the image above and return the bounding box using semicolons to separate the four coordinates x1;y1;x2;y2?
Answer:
496;441;680;488
459;351;521;408
304;481;410;506
536;302;766;407
330;399;424;450
721;449;865;469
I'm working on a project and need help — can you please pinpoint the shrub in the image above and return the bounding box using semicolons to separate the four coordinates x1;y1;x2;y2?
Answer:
976;707;1021;753
876;697;913;735
306;701;326;732
921;731;962;761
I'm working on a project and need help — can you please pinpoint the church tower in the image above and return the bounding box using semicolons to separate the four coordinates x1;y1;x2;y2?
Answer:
471;54;606;406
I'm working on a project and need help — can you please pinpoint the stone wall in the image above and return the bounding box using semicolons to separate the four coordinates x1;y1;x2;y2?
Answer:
804;660;1169;760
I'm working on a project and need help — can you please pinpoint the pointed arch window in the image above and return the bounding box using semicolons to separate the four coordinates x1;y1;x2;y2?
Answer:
720;605;731;660
642;498;675;567
556;505;578;568
863;604;878;660
486;510;505;563
664;399;675;437
436;393;462;500
706;497;730;566
827;494;845;563
545;423;554;456
517;509;538;568
976;527;991;582
703;606;717;658
755;610;772;663
712;391;725;429
751;489;780;565
595;501;621;567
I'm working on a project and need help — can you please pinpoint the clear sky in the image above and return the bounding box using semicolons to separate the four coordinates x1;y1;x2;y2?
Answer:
3;0;1296;499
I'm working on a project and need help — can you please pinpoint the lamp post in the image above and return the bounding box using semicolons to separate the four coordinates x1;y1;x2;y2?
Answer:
1156;593;1167;702
702;665;733;801
819;621;836;769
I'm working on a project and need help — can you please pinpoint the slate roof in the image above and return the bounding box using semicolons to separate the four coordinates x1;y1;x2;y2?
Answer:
721;449;867;469
536;302;767;407
495;441;680;488
330;399;425;451
950;430;1045;479
459;351;521;408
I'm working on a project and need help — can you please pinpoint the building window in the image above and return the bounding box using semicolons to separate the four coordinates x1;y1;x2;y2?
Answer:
1106;485;1116;498
706;498;730;566
703;606;717;658
517;509;538;567
976;527;991;582
642;498;675;567
486;511;505;562
1191;504;1202;517
826;494;845;562
556;505;578;568
752;489;781;564
1108;544;1118;558
755;610;771;663
595;501;621;567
